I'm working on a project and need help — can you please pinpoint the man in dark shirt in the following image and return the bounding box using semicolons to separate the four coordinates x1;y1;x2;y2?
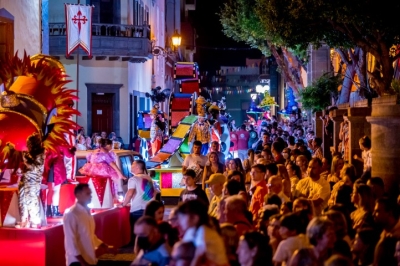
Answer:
179;169;209;206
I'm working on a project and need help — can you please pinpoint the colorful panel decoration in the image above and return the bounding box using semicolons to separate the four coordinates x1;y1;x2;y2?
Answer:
181;116;197;124
138;130;150;139
160;138;182;154
172;172;183;188
170;97;192;110
151;152;171;163
180;79;201;94
174;62;198;79
171;111;190;127
179;137;190;155
172;124;191;139
161;172;172;188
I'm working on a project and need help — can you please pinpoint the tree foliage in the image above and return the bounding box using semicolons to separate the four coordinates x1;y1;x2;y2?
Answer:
256;0;400;95
299;73;343;112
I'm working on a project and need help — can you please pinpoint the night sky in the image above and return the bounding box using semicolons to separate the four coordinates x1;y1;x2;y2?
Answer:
193;0;262;73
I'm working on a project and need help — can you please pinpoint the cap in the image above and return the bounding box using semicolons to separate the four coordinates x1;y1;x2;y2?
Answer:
205;173;226;185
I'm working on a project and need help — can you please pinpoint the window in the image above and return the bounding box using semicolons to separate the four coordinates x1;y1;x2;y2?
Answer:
0;9;14;61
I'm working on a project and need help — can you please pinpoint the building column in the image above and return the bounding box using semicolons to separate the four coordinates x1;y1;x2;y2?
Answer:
366;104;400;197
345;107;371;176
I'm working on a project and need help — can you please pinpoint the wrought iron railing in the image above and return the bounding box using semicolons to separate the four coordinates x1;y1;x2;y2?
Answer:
49;23;151;39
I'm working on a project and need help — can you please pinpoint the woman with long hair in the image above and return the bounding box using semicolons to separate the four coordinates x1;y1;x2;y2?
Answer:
242;158;252;190
247;148;255;166
202;151;225;190
328;163;357;207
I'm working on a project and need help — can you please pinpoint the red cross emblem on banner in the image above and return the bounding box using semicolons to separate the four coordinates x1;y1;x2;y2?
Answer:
72;10;87;33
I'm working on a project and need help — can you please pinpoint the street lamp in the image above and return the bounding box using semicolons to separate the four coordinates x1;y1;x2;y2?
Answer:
152;29;182;58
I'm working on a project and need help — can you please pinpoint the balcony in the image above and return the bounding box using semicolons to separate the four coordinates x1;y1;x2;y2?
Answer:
49;23;153;62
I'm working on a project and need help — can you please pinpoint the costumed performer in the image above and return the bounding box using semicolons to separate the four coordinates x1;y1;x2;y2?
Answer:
149;105;165;156
189;96;211;155
16;133;45;228
43;144;76;217
79;138;127;200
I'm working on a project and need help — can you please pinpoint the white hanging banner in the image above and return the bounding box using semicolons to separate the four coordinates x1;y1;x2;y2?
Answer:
65;4;93;57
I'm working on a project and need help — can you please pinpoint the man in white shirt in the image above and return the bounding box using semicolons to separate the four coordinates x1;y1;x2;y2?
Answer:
63;183;109;266
267;175;290;203
182;141;207;184
295;158;330;215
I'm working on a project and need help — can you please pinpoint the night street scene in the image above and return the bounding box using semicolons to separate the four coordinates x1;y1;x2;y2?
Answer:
1;0;400;265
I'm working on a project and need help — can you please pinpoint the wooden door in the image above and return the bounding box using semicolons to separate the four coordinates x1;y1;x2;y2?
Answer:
92;93;114;134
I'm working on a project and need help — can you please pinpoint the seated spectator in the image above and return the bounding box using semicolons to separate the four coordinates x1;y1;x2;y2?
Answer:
306;217;336;264
177;200;228;266
288;247;318;266
352;228;380;266
256;205;280;235
132;216;171;266
237;231;273;266
273;213;310;266
366;177;385;201
324;254;353;266
220;223;240;266
267;175;290;203
324;210;352;259
179;169;209;205
144;200;165;223
265;194;283;210
280;201;293;215
158;221;180;250
268;214;282;254
170;241;195;266
225;195;253;236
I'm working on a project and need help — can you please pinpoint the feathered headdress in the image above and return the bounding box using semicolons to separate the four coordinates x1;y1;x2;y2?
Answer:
0;52;80;169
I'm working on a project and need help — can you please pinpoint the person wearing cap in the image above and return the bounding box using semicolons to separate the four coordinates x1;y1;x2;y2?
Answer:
206;173;226;218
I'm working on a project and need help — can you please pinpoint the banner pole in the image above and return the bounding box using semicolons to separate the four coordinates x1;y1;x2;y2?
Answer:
75;0;80;126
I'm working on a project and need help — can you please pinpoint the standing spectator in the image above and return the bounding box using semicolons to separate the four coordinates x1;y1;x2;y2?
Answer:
208;141;225;165
247;125;258;151
350;183;375;230
249;164;268;221
282;148;291;166
230;129;239;158
182;141;208;184
100;131;107;139
170;241;195;266
352;228;380;266
177;200;228;266
206;173;226;218
327;155;344;189
295;158;330;215
255;132;271;151
353;136;372;178
202;152;225;190
288;248;318;266
237;125;250;161
311;137;323;160
272;142;285;164
122;160;157;243
220;224;240;266
366;177;385;201
132;216;171;266
63;184;110;266
180;169;209;205
286;162;301;196
268;214;283;254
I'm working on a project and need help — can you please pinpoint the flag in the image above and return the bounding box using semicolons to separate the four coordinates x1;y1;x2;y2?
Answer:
65;4;93;57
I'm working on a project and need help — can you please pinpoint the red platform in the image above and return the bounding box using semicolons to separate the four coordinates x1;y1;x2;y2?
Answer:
0;206;131;266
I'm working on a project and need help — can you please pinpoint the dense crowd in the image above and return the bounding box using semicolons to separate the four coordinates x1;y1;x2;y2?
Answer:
123;113;400;266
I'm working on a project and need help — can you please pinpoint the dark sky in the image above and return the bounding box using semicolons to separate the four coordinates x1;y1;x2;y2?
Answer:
193;0;262;73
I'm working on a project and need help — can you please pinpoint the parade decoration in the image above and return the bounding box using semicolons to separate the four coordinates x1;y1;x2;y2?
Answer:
0;52;79;227
258;91;278;108
145;86;171;103
65;4;93;57
279;87;299;115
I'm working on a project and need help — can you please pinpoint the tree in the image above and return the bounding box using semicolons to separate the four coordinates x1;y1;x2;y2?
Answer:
219;0;305;94
299;73;342;112
256;0;400;95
